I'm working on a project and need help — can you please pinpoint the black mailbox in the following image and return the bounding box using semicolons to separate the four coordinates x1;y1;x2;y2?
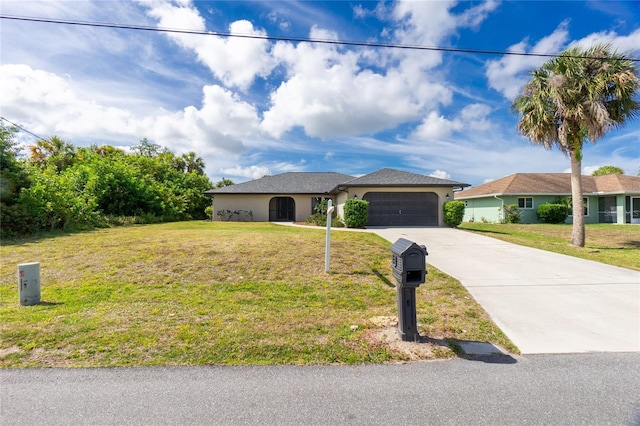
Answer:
390;238;428;287
390;238;428;342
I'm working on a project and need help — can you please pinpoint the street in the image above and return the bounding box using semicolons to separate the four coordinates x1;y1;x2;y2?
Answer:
2;353;639;425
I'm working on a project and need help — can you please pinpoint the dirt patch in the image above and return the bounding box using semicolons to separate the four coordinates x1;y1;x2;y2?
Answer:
364;317;455;360
0;346;23;358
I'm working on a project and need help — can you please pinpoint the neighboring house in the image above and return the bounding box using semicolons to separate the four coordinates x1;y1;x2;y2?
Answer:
205;168;469;226
455;173;640;224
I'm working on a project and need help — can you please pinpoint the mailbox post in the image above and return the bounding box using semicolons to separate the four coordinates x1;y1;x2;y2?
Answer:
390;238;428;342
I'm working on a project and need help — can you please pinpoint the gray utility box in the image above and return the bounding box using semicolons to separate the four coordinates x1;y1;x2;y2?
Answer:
390;239;428;342
18;262;41;306
390;238;428;287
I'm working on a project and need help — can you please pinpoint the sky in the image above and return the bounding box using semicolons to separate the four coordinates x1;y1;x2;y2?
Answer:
1;0;639;186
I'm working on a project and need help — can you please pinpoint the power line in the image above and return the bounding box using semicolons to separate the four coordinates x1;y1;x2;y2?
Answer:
2;14;639;62
0;116;48;142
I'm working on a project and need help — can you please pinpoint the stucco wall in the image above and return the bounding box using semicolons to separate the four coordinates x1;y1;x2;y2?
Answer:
212;186;457;226
211;194;328;222
460;195;600;224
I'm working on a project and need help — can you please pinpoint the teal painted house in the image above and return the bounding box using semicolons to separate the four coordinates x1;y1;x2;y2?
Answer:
455;173;640;225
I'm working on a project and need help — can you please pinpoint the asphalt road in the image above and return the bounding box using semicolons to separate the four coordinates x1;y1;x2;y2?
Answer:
2;353;639;425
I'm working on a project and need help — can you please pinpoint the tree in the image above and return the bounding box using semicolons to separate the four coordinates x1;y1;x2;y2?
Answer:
592;165;624;175
181;151;205;175
215;178;234;188
0;123;34;237
131;137;163;158
512;44;639;247
29;135;76;171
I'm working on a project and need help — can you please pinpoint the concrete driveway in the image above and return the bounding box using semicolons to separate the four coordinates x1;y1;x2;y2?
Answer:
369;227;640;354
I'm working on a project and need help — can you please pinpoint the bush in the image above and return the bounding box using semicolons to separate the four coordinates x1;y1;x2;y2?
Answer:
343;199;369;228
305;213;344;227
536;203;569;224
443;200;465;227
501;204;522;224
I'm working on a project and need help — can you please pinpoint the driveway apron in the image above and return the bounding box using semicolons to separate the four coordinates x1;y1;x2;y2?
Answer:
368;227;640;354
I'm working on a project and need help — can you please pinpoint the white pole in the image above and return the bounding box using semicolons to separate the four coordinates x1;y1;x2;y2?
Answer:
325;199;334;273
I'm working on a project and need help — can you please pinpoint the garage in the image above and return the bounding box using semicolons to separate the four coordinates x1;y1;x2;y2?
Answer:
363;192;439;226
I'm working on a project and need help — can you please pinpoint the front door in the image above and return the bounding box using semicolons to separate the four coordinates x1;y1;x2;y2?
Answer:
598;196;617;223
269;197;295;221
632;197;640;224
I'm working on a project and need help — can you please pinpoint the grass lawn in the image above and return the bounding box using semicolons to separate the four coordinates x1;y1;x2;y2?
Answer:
459;223;640;271
0;222;516;368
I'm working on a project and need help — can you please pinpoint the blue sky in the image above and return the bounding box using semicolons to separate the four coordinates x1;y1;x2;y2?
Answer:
1;0;639;186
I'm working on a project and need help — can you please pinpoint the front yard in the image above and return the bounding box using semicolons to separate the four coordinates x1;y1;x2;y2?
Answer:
0;222;515;367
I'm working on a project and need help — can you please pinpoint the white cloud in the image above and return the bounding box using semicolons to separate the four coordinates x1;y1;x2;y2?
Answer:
485;22;570;99
219;165;271;180
139;0;276;91
0;63;265;181
570;28;640;55
459;103;493;131
429;169;451;179
390;0;498;71
261;33;434;138
486;25;640;102
411;103;493;141
412;112;462;140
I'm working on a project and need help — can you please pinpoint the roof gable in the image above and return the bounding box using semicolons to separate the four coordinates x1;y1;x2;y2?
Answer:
341;168;469;188
205;172;354;194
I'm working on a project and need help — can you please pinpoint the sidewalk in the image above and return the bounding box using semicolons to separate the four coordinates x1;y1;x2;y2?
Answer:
368;227;640;354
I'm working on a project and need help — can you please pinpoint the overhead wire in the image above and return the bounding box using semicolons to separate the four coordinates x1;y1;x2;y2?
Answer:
0;116;48;142
2;14;639;62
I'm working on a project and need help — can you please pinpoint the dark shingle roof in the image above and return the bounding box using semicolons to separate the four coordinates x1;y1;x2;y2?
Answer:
341;168;469;188
456;173;640;199
205;172;355;194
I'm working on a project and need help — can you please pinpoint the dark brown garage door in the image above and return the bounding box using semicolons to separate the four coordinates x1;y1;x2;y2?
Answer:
363;192;438;226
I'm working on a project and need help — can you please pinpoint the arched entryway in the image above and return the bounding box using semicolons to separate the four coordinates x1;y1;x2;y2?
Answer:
269;197;296;221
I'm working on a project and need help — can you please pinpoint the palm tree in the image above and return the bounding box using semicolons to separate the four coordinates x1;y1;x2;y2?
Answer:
512;44;639;247
29;135;76;171
181;151;205;175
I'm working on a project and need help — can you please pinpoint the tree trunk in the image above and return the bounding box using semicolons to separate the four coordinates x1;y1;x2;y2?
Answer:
570;150;585;247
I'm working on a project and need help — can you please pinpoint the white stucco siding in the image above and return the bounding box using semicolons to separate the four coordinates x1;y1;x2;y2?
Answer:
211;194;271;221
211;194;326;222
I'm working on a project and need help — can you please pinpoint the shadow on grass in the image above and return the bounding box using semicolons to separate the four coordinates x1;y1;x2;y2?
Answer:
460;228;510;236
35;301;63;306
0;227;105;246
586;242;640;251
372;269;395;288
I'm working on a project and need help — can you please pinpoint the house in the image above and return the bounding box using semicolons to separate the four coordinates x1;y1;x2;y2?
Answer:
455;173;640;224
205;168;469;226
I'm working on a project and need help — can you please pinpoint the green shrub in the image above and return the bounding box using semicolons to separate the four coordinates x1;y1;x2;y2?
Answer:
501;204;522;224
443;200;465;227
305;213;344;227
204;205;213;221
343;199;369;228
536;203;569;224
306;213;326;226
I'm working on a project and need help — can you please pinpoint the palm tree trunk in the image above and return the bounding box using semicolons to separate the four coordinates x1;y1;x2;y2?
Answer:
570;150;585;247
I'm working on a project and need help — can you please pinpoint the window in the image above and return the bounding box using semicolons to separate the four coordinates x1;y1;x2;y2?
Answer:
311;197;330;215
518;197;533;209
568;197;589;217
